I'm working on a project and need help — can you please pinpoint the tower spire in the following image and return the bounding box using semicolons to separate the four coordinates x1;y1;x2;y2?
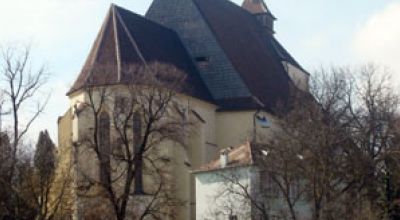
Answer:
242;0;276;35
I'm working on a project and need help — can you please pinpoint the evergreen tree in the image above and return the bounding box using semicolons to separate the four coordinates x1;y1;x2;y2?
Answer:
34;130;56;180
33;130;57;220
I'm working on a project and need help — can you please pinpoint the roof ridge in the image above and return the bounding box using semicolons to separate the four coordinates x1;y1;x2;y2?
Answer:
115;4;180;37
270;37;309;75
69;3;214;102
79;6;115;89
111;6;122;82
114;7;148;69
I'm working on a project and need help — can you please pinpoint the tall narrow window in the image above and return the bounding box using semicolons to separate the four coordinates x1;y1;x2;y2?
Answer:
133;111;142;152
114;96;127;114
133;111;144;194
261;170;280;198
99;112;110;186
229;215;238;220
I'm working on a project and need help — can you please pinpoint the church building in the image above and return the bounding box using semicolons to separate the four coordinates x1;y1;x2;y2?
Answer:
57;0;309;219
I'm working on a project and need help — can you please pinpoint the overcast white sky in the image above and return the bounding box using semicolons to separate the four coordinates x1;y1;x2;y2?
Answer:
0;0;399;144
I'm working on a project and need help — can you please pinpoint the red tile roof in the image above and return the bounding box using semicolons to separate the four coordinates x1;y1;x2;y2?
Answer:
195;142;256;172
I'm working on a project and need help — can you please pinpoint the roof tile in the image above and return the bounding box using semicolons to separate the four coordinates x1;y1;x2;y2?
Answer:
69;5;213;102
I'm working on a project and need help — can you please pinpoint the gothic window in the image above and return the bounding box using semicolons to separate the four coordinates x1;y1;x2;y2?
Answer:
229;215;238;220
98;112;110;185
133;111;144;194
260;170;280;198
269;214;281;220
133;111;142;152
114;96;127;114
114;137;124;158
287;176;302;201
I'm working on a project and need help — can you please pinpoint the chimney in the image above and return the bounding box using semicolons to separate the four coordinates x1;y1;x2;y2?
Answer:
220;151;229;168
242;0;276;35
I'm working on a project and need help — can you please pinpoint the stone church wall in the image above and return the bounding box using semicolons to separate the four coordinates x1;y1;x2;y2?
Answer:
65;86;219;220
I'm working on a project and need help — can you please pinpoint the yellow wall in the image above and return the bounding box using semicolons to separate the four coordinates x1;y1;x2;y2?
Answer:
55;110;75;219
216;110;278;149
160;95;218;220
62;85;281;220
66;86;220;220
216;111;255;149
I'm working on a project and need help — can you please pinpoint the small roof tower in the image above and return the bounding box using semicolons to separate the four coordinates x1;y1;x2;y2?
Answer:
242;0;276;34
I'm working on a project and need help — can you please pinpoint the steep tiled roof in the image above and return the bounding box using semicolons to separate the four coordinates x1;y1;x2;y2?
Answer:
193;0;305;111
69;5;213;102
72;0;309;111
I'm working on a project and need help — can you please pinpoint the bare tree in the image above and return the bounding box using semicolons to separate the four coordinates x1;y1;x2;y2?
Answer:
75;62;190;220
212;68;355;220
209;171;255;219
347;65;400;219
259;142;307;220
267;64;400;220
1;45;48;170
215;64;400;220
209;143;305;220
0;44;49;219
288;68;355;220
0;92;7;132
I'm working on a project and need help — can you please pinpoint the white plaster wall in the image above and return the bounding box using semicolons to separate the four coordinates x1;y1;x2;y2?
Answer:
195;167;254;220
195;166;312;220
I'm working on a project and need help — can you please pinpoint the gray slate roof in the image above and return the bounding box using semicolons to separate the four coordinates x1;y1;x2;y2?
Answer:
70;0;308;111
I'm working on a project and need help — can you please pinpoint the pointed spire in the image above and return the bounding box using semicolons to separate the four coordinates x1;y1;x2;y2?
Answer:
242;0;276;35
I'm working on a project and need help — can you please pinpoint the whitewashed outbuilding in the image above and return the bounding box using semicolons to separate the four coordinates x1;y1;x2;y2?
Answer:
193;142;311;220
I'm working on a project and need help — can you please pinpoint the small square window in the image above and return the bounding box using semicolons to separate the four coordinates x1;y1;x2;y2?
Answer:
195;56;210;68
195;56;209;62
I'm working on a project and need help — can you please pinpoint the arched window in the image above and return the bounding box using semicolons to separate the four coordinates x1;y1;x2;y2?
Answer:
132;111;142;152
132;111;144;194
98;112;110;185
114;96;127;114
